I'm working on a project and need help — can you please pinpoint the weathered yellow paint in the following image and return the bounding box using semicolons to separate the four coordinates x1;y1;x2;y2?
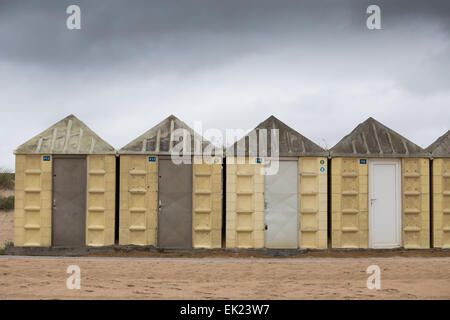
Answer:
433;158;450;248
119;155;158;246
192;162;222;248
86;155;116;246
332;157;430;249
226;157;264;248
226;156;327;249
14;154;52;246
402;158;430;248
331;158;368;249
120;156;223;248
299;157;328;249
15;154;116;247
14;115;117;247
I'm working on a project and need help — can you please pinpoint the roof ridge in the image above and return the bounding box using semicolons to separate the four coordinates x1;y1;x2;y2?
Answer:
330;117;429;158
119;115;217;155
227;116;327;157
426;129;450;157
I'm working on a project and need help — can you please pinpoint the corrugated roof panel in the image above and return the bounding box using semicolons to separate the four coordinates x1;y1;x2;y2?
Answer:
427;130;450;158
329;117;429;158
119;115;214;155
227;116;327;157
14;114;116;155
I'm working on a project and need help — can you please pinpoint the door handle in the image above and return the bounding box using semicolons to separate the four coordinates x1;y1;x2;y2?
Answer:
370;198;377;206
158;200;163;209
264;225;268;230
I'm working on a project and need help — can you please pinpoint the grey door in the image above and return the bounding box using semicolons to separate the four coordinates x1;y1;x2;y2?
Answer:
158;159;192;249
264;160;298;248
52;157;86;247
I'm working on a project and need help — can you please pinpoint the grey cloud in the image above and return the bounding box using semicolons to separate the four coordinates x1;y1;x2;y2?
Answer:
0;0;449;169
0;1;362;74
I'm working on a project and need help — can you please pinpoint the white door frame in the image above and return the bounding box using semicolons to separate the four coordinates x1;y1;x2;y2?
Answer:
368;159;402;248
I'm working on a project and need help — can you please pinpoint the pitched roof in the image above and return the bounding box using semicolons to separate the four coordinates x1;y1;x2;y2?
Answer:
226;116;327;157
426;130;450;158
15;115;116;155
329;117;429;158
119;115;213;155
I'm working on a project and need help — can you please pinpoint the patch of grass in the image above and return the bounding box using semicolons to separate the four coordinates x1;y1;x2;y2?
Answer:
0;168;14;190
0;196;14;210
0;241;13;255
4;241;13;249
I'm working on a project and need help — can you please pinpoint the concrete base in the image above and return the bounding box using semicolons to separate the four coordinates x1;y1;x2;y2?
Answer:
5;245;448;257
6;245;318;257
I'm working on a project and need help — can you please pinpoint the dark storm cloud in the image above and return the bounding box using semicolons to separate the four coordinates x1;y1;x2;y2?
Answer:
0;0;449;169
374;0;450;31
346;0;450;30
1;0;449;76
0;0;355;74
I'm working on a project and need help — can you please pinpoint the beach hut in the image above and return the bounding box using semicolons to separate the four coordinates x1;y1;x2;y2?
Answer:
426;130;450;248
225;116;328;249
14;115;116;247
330;117;430;249
118;115;222;249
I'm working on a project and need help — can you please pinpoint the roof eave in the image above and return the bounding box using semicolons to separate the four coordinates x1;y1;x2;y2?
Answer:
329;152;431;158
14;151;117;155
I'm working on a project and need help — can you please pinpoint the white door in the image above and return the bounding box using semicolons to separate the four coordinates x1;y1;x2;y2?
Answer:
369;160;401;248
264;160;298;248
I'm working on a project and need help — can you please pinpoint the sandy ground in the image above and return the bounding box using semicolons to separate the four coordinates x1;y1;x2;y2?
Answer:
0;211;13;247
0;256;449;300
1;188;449;300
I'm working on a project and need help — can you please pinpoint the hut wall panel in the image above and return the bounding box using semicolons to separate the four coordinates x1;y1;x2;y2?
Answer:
402;158;430;248
192;162;222;248
299;157;328;249
119;155;158;245
14;154;52;246
226;157;264;248
433;158;450;248
86;155;115;246
331;158;368;248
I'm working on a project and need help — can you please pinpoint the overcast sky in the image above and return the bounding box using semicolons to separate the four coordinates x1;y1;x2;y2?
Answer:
0;0;449;169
